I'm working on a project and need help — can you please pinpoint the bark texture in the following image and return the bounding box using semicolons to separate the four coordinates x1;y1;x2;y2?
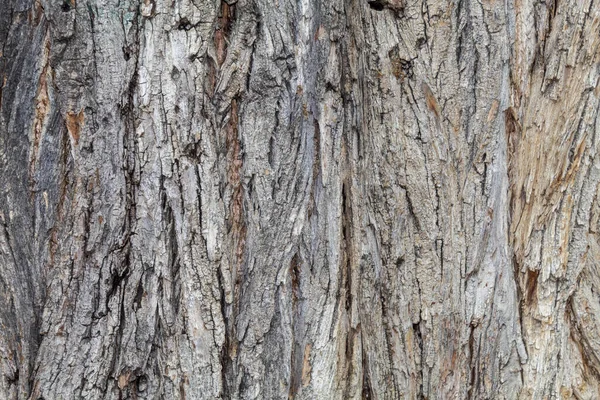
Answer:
1;0;600;398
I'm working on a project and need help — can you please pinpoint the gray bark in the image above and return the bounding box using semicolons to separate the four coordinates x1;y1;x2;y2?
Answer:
1;0;599;398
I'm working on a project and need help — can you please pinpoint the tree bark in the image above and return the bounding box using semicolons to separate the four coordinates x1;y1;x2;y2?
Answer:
1;0;599;398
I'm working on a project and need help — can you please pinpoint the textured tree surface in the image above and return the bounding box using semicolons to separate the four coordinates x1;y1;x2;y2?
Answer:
1;0;600;398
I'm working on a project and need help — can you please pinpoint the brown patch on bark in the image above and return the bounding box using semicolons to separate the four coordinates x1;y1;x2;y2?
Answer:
31;0;44;25
179;376;187;399
29;31;51;192
66;109;85;145
549;134;587;192
118;370;132;389
301;343;312;387
525;269;539;305
389;47;402;80
422;82;441;128
289;253;301;399
291;253;300;304
302;103;309;118
504;107;521;220
226;99;246;265
224;99;246;374
314;25;326;41
215;1;236;67
388;46;413;82
486;100;499;123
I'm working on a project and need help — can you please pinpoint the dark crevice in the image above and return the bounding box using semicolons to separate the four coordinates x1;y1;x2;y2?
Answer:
132;276;144;311
379;274;400;397
307;118;321;218
6;366;19;386
368;1;385;11
525;269;539;306
568;298;600;381
341;179;356;400
244;10;259;93
216;267;231;399
268;135;276;168
106;264;130;307
215;1;237;67
60;0;72;12
110;3;142;385
177;17;193;31
361;348;373;399
404;190;420;231
412;321;424;398
341;182;353;314
288;253;302;399
165;201;181;316
467;323;478;399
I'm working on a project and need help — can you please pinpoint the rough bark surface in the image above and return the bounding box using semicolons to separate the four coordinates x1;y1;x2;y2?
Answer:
1;0;599;398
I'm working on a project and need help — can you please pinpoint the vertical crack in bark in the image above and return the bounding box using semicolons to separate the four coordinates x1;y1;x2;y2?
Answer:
466;323;477;399
360;325;373;400
340;180;354;398
210;2;247;395
342;175;367;398
48;124;72;269
217;265;231;399
288;252;301;399
226;99;245;274
223;98;246;371
307;118;321;219
165;200;181;316
568;297;600;381
113;3;142;390
29;29;50;195
215;1;236;68
504;106;522;242
379;284;400;398
412;321;424;399
65;109;84;146
524;269;539;306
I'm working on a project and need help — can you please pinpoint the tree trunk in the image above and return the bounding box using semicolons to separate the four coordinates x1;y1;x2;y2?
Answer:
1;0;599;398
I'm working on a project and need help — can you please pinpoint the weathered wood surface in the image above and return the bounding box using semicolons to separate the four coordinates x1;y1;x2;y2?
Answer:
1;0;600;398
